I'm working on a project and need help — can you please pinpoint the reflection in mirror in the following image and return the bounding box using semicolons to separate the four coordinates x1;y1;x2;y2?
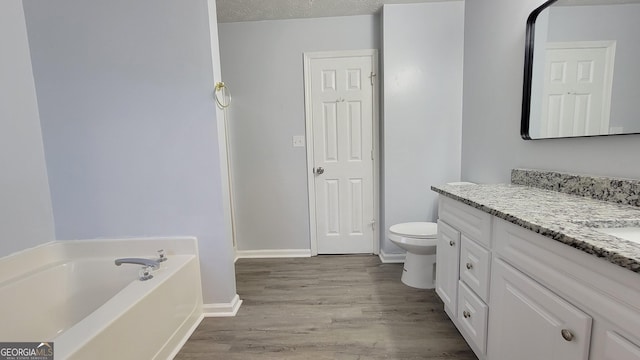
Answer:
522;0;640;139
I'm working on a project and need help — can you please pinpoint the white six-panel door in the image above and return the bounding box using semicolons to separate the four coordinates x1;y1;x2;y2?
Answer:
540;41;615;137
304;51;377;254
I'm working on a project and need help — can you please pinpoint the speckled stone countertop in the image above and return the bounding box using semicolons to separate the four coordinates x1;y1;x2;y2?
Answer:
431;183;640;273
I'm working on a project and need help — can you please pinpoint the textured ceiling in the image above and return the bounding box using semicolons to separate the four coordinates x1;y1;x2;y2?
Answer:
216;0;448;23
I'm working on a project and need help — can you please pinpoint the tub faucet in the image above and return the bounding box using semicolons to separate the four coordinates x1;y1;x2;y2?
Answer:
114;258;160;270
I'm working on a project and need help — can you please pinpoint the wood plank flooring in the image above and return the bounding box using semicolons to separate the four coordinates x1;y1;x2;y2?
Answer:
175;255;477;359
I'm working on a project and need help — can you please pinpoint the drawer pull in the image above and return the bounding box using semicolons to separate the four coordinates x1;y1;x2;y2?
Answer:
463;310;471;319
466;263;473;270
449;240;455;246
561;329;574;342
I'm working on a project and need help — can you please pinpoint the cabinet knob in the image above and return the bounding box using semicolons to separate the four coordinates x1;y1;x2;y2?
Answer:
449;240;455;246
463;310;471;319
466;263;473;270
561;329;574;342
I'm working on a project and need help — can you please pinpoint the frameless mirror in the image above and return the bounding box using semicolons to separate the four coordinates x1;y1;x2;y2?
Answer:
522;0;640;139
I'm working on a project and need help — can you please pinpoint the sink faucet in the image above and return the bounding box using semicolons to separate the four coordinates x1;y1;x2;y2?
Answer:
114;258;160;270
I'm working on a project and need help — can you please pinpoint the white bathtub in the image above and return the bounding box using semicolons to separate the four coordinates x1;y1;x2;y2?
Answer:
0;237;203;359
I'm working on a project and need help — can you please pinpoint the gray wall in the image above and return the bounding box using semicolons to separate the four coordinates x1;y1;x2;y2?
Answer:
0;0;56;257
218;16;379;251
23;0;236;304
381;3;464;254
461;0;640;184
548;4;640;132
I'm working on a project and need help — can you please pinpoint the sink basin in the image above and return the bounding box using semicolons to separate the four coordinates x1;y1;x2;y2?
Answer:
594;227;640;245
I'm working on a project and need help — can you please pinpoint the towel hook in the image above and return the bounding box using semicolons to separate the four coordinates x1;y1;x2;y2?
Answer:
214;82;232;109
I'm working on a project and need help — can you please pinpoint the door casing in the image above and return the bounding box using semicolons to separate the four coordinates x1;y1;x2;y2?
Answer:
303;49;380;256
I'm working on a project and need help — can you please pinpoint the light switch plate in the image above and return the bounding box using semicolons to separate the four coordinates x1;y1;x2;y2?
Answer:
292;135;305;147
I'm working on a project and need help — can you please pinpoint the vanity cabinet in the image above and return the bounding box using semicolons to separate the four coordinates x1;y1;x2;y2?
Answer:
436;197;492;358
490;217;640;360
436;195;640;360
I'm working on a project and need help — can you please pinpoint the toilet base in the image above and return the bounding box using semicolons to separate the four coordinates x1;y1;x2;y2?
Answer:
400;252;436;289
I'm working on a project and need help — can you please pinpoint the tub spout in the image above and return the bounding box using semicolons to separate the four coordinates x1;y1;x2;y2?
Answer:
114;258;160;270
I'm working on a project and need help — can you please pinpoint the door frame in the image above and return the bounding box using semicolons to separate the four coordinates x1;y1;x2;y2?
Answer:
303;49;380;256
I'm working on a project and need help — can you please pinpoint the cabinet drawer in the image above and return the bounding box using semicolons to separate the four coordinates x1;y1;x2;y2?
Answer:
460;235;491;302
438;196;491;247
457;281;488;356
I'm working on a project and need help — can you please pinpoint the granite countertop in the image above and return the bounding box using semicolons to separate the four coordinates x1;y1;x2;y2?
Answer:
431;183;640;272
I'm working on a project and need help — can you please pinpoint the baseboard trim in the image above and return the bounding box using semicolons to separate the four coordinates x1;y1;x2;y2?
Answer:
379;250;406;263
235;249;312;260
203;294;243;317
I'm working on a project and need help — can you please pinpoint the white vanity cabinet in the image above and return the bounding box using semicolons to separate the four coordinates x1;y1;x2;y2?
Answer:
435;197;492;358
490;217;640;360
435;194;640;360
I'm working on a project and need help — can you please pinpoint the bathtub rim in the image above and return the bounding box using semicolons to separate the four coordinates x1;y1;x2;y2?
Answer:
0;236;200;286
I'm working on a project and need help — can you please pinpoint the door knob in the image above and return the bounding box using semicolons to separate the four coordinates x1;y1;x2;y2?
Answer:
315;167;325;175
561;329;574;342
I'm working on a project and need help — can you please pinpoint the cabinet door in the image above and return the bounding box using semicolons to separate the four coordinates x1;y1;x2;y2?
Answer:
436;220;460;315
602;331;640;360
488;258;592;360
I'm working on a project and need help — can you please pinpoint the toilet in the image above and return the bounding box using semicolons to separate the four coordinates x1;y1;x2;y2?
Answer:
388;222;438;289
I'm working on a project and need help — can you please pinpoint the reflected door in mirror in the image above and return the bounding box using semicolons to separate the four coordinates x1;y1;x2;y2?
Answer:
538;42;614;137
522;0;640;139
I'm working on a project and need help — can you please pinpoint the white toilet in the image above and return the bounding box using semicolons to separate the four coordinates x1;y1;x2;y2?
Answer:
388;222;438;289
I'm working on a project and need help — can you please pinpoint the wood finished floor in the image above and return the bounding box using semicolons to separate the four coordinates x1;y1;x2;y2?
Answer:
176;255;477;359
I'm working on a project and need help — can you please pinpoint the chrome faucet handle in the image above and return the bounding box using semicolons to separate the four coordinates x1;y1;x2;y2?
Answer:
157;249;167;262
115;258;160;269
139;266;154;281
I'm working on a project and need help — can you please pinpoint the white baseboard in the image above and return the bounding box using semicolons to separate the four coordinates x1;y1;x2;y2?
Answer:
235;249;312;260
379;250;406;263
203;294;243;317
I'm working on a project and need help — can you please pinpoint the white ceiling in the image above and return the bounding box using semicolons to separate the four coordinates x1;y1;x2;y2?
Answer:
216;0;449;23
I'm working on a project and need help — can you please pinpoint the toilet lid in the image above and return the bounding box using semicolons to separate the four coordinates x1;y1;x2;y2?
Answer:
389;222;437;238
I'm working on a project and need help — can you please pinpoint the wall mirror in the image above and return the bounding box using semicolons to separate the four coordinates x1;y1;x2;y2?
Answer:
521;0;640;140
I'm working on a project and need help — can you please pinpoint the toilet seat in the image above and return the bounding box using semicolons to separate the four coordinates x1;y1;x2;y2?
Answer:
389;222;437;239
